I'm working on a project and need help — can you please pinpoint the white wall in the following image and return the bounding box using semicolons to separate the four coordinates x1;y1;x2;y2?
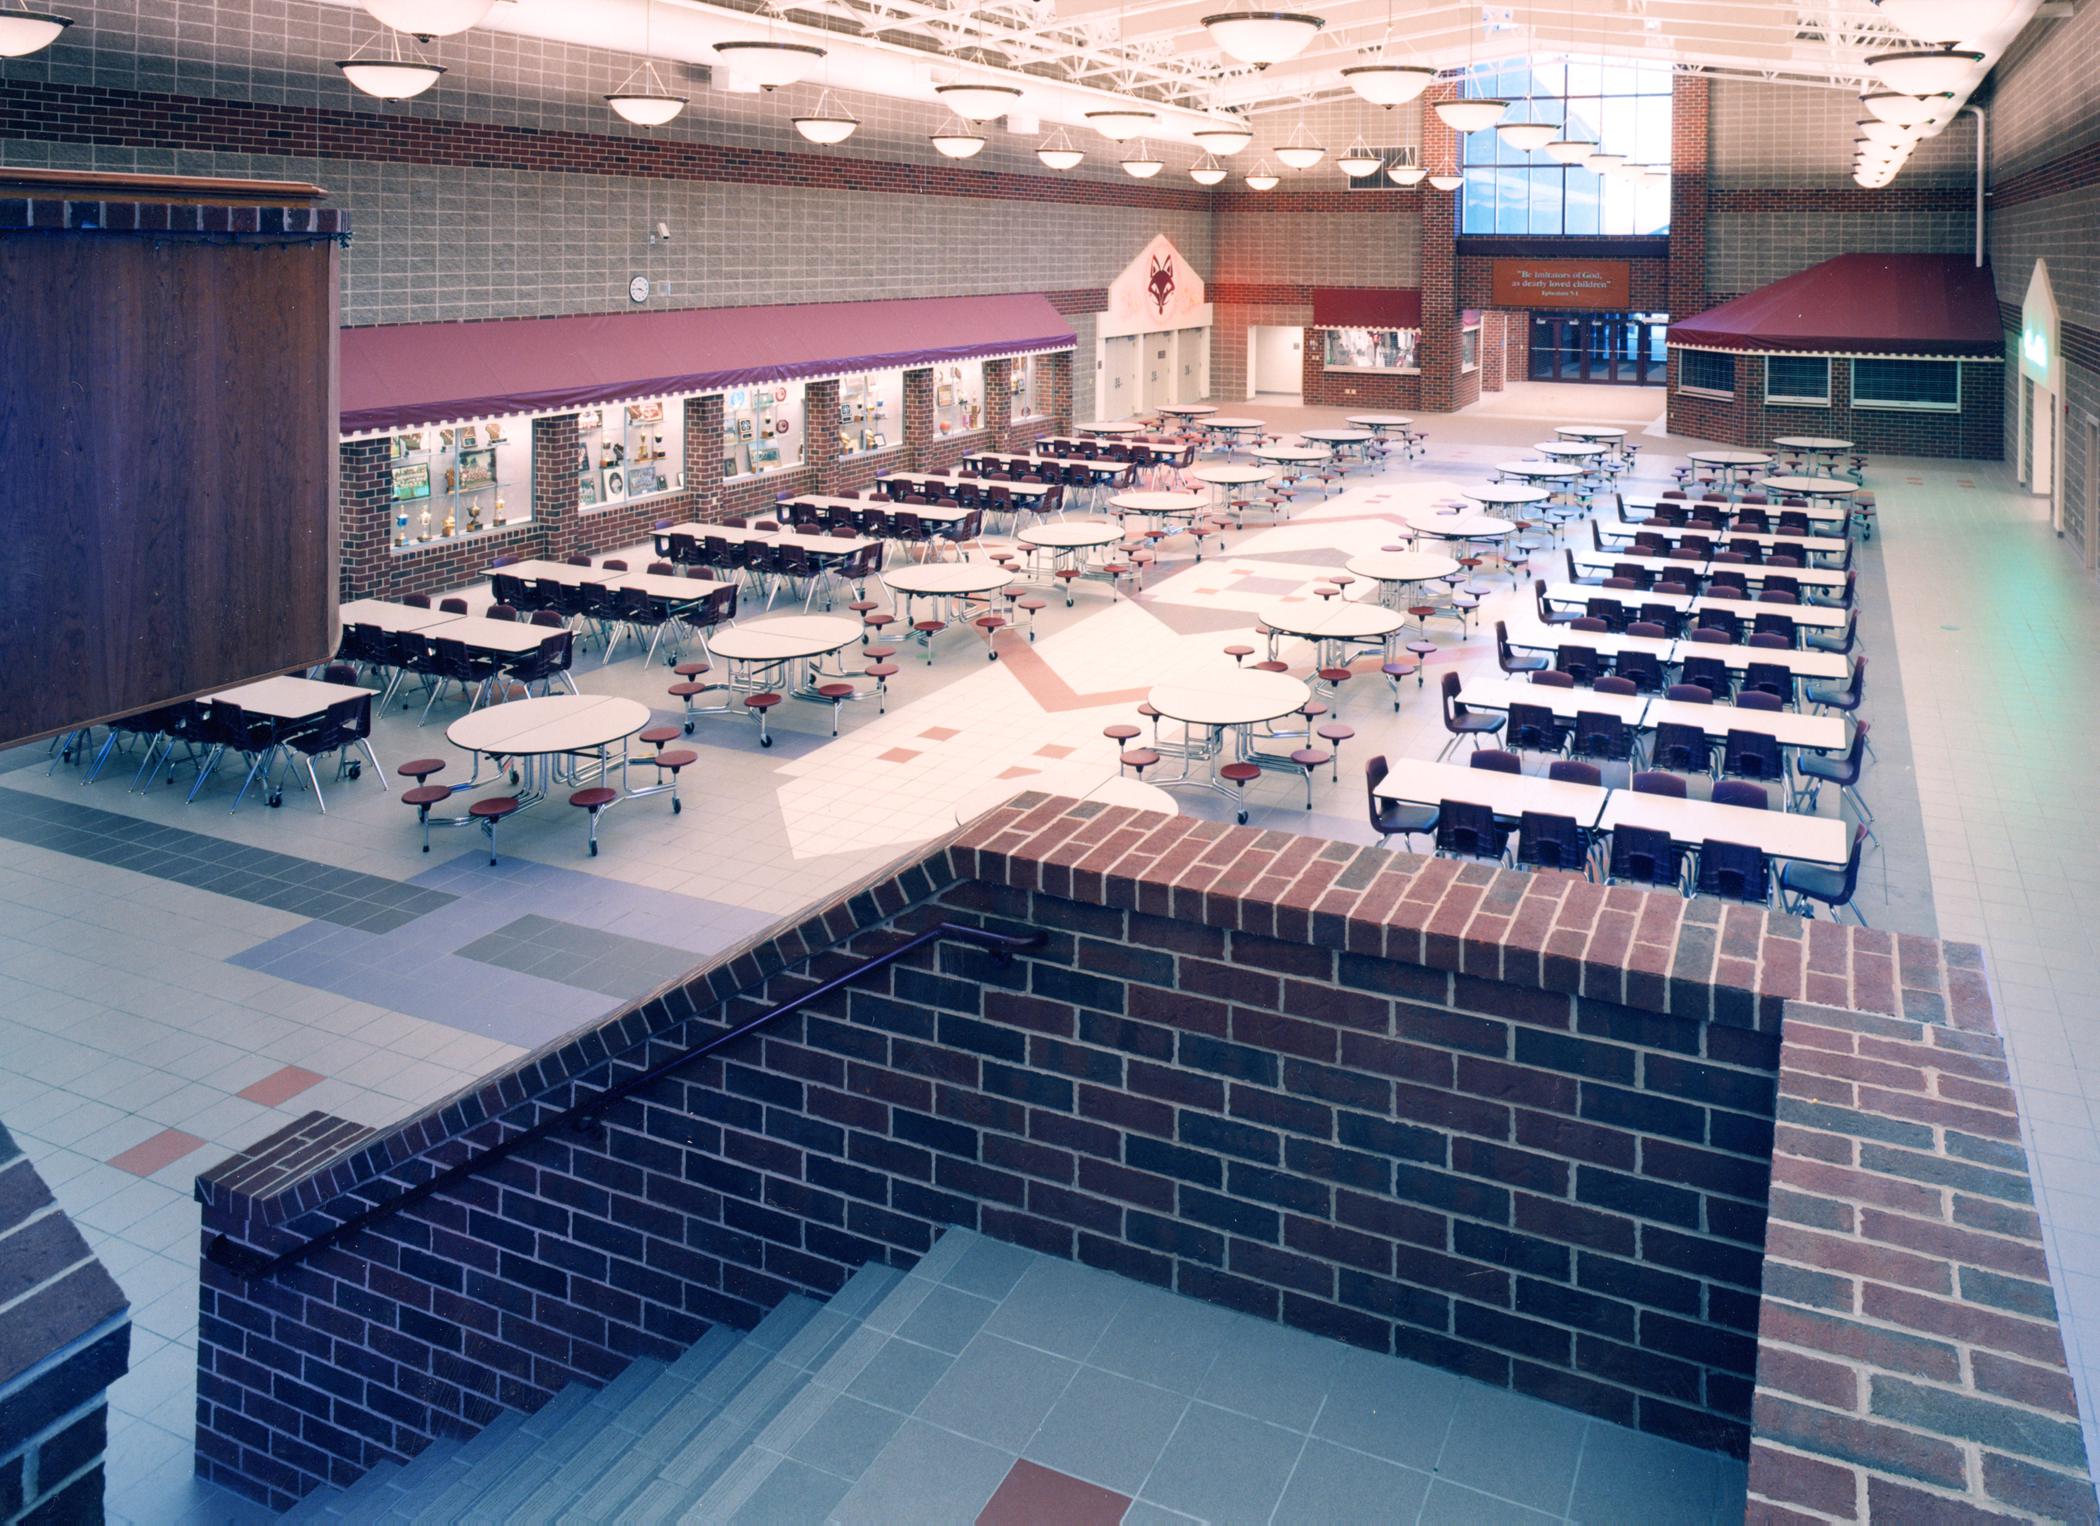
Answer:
1250;327;1304;398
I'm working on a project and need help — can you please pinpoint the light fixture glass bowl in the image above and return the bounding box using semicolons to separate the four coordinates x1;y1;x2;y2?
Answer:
0;10;72;56
1498;121;1558;152
935;82;1023;121
1122;141;1165;177
1427;172;1465;190
1201;11;1325;66
1867;48;1984;94
1192;121;1255;154
362;0;494;36
1341;63;1435;106
1388;163;1428;185
1085;108;1157;141
1862;90;1940;125
1275;143;1326;169
930;123;988;158
339;58;446;99
1191;155;1228;185
1244;162;1281;190
1435;98;1510;133
1542;137;1592;163
1875;0;2010;44
1583;151;1627;172
710;41;825;90
1857;117;1915;146
793;90;859;143
1337;148;1384;177
1038;146;1083;169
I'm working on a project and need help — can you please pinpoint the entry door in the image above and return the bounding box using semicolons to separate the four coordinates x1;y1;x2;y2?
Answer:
1101;336;1139;414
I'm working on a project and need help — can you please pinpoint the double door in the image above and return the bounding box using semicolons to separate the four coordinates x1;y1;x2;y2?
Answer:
1529;312;1669;385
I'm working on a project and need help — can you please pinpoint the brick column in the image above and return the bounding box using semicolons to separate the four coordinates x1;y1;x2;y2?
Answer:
902;368;935;471
1668;74;1710;325
686;394;724;524
1479;312;1508;393
982;358;1015;451
805;379;843;493
1417;83;1462;414
337;436;391;600
532;414;583;562
1044;350;1074;431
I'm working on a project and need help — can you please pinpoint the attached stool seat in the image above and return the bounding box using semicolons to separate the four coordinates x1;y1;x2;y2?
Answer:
744;692;784;747
398;757;446;784
569;786;619;855
467;795;521;865
1119;748;1162;778
401;784;450;852
1220;761;1262;823
816;682;857;734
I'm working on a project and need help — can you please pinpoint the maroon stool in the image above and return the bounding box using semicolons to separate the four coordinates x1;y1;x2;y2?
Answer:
1317;666;1353;687
744;692;783;746
1224;644;1254;665
1299;700;1329;721
398;757;446;784
973;612;1008;660
670;677;724;730
401;784;450;852
1104;723;1141;754
639;725;681;751
1015;596;1049;639
570;786;618;855
816;681;857;734
468;795;521;866
1251;659;1289;674
1288;748;1331;808
673;660;711;680
1119;748;1161;778
912;619;946;663
1316;721;1355;781
1312;585;1339;602
862;609;896;640
649;748;696;811
864;660;900;712
1220;761;1262;823
1136;702;1162;739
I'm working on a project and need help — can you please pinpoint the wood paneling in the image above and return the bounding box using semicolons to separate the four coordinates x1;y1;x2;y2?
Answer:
0;231;338;746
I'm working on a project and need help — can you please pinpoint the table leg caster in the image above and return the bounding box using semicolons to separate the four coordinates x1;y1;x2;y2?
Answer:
761;736;773;748
1236;810;1248;825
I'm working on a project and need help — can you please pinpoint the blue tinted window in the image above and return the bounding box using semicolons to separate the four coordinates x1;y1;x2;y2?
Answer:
1459;56;1672;236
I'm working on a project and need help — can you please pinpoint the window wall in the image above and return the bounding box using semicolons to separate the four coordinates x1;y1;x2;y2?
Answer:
1460;58;1672;236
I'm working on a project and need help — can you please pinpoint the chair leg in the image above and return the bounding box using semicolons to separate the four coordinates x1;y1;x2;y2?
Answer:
306;757;327;815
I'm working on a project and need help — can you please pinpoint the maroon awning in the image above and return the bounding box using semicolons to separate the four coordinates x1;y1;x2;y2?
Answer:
339;293;1076;434
1669;254;2002;358
1313;287;1423;329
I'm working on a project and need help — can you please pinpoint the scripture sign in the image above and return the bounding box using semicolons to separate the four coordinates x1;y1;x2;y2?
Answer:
1490;259;1632;309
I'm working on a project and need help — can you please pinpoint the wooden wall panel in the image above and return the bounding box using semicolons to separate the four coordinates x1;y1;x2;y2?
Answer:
0;230;338;747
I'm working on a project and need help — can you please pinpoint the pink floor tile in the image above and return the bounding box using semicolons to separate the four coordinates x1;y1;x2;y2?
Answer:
236;1065;326;1108
996;766;1040;780
919;726;961;741
1033;745;1075;759
879;747;923;763
108;1128;208;1178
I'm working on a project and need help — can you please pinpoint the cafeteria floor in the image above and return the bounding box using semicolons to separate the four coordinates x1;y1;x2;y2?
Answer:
6;378;2100;1517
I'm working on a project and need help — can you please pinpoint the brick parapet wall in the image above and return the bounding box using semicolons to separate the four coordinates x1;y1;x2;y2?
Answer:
0;1122;130;1522
191;798;2064;1513
1665;354;2007;461
1747;1003;2098;1521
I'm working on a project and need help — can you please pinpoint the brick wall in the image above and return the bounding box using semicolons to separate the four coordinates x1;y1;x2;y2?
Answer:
1671;75;1711;325
1417;86;1463;414
0;1122;130;1522
1300;339;1422;410
187;797;2072;1512
1665;352;2006;460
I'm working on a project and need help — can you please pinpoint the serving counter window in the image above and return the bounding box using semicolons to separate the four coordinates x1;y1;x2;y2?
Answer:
386;412;533;551
838;371;902;458
932;361;986;437
577;396;684;509
723;382;807;480
1322;327;1421;373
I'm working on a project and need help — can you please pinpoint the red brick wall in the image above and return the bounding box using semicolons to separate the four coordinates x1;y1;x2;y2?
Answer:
1665;353;2005;459
1454;248;1671;313
1300;334;1423;410
1670;75;1711;325
1417;85;1463;413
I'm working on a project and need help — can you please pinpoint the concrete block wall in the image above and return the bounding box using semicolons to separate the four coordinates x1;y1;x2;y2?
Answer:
188;797;2072;1513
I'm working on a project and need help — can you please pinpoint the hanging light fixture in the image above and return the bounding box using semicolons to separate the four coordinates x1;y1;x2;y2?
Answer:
337;30;445;99
0;5;69;57
793;88;859;144
1428;171;1465;190
1343;63;1434;106
1495;0;1557;151
1388;154;1428;185
1192;118;1255;154
1244;160;1281;190
362;0;493;36
1857;117;1915;147
1037;127;1084;169
935;81;1023;121
1862;90;1941;126
1875;0;2012;44
1085;107;1157;141
1541;0;1592;161
1867;48;1983;94
1436;95;1508;132
1583;151;1626;173
1201;10;1325;66
930;114;988;157
1122;139;1165;177
712;40;825;91
1191;154;1229;185
1275;115;1326;169
1337;137;1384;177
603;0;687;120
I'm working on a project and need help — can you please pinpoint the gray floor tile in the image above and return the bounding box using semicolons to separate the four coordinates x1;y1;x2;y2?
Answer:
942;1234;1038;1301
1274;1436;1432;1524
829;1418;1015;1526
1418;1478;1560;1524
1429;1381;1587;1516
1120;1504;1201;1526
786;1395;908;1481
1566;1417;1722;1525
1135;1402;1308;1526
844;1336;955;1415
1195;1318;1347;1431
984;1256;1135;1360
1025;1366;1190;1495
1087;1284;1238;1395
914;1333;1079;1451
894;1283;999;1356
731;1457;855;1524
1309;1345;1462;1473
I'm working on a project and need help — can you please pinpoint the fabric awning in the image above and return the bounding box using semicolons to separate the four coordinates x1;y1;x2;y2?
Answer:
1668;254;2003;358
1312;287;1423;329
339;293;1077;434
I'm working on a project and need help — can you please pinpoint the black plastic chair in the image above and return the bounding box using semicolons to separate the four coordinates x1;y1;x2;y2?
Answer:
1632;770;1686;797
1517;812;1590;874
1365;756;1437;849
1435;799;1509;862
1535;579;1576;627
1792;722;1873;831
1713;779;1770;810
1805;656;1866;716
1496;621;1547;676
1570;710;1637;767
1608;823;1685;890
1507;702;1568;757
1556;644;1604;688
1721;728;1786;787
1695;839;1771;904
1651;721;1713;776
1436;672;1505;759
1679;653;1732;700
1780;822;1870;924
1470;749;1522;775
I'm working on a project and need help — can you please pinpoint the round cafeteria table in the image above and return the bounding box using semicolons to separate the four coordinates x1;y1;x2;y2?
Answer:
1111;489;1207;524
445;695;652;809
1533;439;1609;459
1496;460;1583;482
1198;417;1265;446
1300;428;1374;448
1189;463;1275;527
1409;510;1515;541
883;562;1015;642
1258;598;1403;686
1460;483;1549;512
1347;414;1413;435
1077;420;1144;436
1253;444;1329;467
707;614;866;706
1758;475;1860;498
1020;519;1124;602
1773;435;1852;453
953;770;1176;826
1555;424;1626;442
1687;448;1772;469
1158;404;1218;419
1146;670;1311;822
1344;549;1461;604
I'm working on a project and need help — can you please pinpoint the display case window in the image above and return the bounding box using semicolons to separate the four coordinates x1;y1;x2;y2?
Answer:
722;382;807;480
1011;354;1049;421
932;361;986;437
1677;349;1736;398
1322;328;1421;374
577;396;684;510
387;413;532;551
838;371;903;458
1461;326;1481;373
1850;358;1961;411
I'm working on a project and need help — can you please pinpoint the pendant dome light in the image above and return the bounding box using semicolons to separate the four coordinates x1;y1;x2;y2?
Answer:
606;0;688;124
1337;137;1384;176
1192;118;1255;154
1343;63;1434;106
1037;127;1084;169
1387;153;1428;185
338;29;445;99
1862;90;1941;126
1190;153;1229;185
1541;0;1593;162
1435;9;1508;134
1244;161;1281;190
930;115;988;157
1583;151;1626;173
1086;107;1157;141
1121;139;1166;177
793;88;859;144
1275;115;1326;170
712;40;825;91
1875;0;2012;44
1857;117;1915;147
1201;11;1325;67
1867;48;1983;94
935;81;1023;121
1427;171;1465;190
1495;0;1557;152
0;7;70;57
362;0;493;37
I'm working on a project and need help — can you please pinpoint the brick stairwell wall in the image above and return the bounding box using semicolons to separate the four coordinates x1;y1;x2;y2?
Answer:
191;800;2090;1516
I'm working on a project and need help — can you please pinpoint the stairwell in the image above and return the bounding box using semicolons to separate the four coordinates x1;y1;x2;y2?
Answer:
279;1228;1748;1525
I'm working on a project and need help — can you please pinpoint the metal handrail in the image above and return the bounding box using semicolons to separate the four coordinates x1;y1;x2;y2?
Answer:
204;921;1042;1279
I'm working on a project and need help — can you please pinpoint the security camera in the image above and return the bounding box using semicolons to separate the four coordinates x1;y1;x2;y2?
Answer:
653;221;672;243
